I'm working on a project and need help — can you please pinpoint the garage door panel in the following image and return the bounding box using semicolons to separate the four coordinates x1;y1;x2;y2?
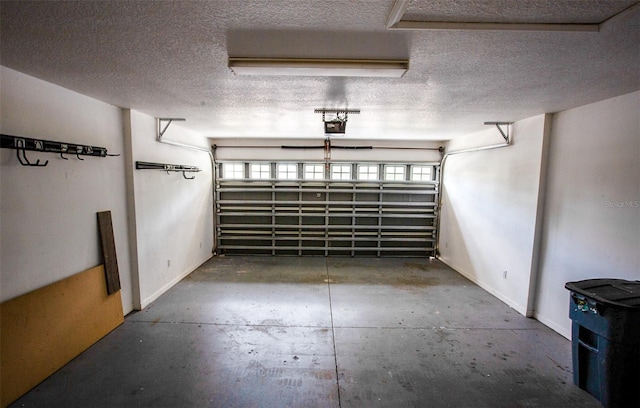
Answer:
215;162;439;257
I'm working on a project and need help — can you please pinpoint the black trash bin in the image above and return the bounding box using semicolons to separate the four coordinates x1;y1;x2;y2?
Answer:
565;279;640;408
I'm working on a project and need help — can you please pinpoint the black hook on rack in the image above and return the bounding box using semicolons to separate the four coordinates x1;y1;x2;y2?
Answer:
59;143;69;160
15;138;49;167
1;134;118;167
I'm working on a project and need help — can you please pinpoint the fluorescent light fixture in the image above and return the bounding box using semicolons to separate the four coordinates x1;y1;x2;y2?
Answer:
391;21;599;32
228;58;409;78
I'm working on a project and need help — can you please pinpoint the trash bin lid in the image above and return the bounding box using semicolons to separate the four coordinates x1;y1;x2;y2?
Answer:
565;279;640;309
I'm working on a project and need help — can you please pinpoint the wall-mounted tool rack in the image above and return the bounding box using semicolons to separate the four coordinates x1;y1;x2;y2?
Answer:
135;161;201;180
1;133;116;167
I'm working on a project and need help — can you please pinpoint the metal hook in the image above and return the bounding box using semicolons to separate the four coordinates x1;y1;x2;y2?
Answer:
182;171;196;180
60;143;69;160
15;140;48;167
76;146;84;160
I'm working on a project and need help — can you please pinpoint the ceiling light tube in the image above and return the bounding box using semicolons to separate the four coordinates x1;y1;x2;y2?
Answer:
391;21;599;32
228;58;409;78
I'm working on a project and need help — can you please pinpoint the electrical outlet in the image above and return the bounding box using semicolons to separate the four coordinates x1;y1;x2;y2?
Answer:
503;270;508;279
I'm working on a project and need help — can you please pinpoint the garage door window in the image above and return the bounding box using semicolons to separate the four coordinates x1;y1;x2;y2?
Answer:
358;164;378;180
277;163;298;180
384;165;406;181
222;163;244;179
304;164;325;180
411;165;432;181
331;164;352;180
250;163;270;179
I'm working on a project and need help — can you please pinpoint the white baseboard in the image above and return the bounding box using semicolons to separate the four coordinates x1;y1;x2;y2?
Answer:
438;256;573;339
534;312;571;340
140;254;213;310
438;256;527;316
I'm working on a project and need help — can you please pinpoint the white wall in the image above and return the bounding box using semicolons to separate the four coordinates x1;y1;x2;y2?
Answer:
440;93;639;339
439;115;547;315
534;91;640;338
0;67;134;313
1;67;215;314
126;110;214;309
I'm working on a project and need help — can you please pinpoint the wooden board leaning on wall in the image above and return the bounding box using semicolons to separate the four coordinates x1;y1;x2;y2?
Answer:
0;265;124;407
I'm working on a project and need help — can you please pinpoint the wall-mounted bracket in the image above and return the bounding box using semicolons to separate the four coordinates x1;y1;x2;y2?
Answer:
135;160;201;180
157;118;186;138
484;122;513;142
314;109;361;114
1;133;117;167
314;108;361;120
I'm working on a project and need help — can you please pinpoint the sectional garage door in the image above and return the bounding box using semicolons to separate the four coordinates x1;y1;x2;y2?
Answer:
215;161;440;257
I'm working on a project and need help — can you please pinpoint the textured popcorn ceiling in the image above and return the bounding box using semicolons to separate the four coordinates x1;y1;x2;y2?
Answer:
0;1;638;141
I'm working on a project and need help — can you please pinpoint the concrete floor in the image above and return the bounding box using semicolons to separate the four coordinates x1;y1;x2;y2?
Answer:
10;257;601;408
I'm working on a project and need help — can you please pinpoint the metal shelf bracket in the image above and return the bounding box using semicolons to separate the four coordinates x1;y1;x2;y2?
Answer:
157;118;186;138
484;122;513;142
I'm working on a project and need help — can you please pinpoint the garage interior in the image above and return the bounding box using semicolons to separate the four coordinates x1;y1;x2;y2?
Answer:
0;1;638;407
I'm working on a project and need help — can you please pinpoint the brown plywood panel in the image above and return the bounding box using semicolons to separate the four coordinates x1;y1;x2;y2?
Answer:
0;265;124;407
97;210;121;294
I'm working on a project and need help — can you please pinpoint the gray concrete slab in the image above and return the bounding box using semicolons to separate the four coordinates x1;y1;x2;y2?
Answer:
129;256;332;327
335;327;595;408
10;256;600;408
327;258;539;330
11;322;338;408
